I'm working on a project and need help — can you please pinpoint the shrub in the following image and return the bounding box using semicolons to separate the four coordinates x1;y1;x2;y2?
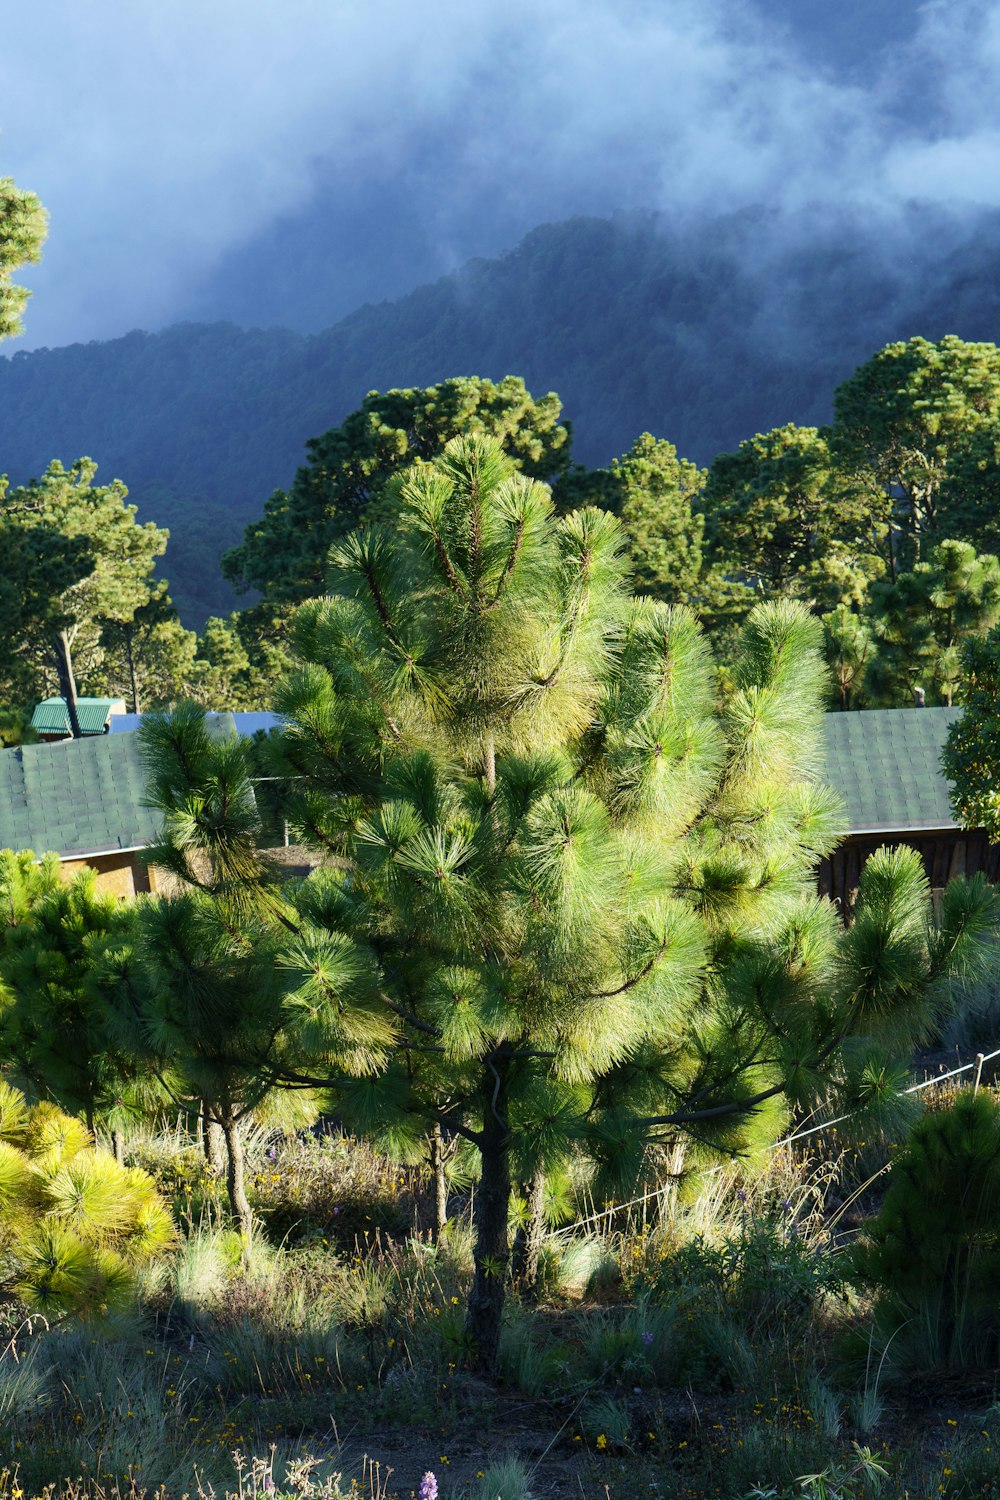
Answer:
248;1132;416;1247
851;1089;1000;1372
0;1084;174;1319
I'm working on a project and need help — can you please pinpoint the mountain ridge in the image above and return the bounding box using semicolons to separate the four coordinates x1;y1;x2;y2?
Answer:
3;209;1000;624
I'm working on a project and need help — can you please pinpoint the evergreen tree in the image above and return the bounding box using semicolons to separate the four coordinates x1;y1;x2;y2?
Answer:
0;460;168;734
246;438;992;1367
864;540;1000;707
140;439;995;1366
702;424;878;609
96;707;381;1238
832;336;1000;574
851;1090;1000;1371
822;604;878;711
92;584;201;713
604;433;705;602
943;625;1000;840
222;377;572;605
0;854;138;1139
0;177;47;341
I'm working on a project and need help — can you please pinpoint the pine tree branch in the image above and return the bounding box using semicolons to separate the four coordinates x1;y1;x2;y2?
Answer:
378;993;441;1038
486;518;526;609
587;939;669;999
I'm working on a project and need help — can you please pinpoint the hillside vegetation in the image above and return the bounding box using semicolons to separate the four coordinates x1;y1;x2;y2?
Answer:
5;210;1000;624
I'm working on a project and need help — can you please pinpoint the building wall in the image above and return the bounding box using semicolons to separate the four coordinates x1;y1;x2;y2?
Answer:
817;828;1000;916
58;852;154;898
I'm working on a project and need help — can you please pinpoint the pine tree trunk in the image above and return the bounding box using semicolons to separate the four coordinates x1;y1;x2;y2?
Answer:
125;626;141;714
519;1163;547;1303
221;1114;253;1241
111;1128;125;1165
203;1104;225;1173
429;1124;449;1242
53;629;83;739
464;1060;511;1371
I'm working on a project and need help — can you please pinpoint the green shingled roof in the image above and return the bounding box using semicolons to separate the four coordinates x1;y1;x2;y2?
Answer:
820;707;961;835
0;732;160;859
31;697;127;736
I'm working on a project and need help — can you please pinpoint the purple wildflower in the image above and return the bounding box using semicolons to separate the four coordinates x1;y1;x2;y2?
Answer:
736;1189;747;1203
420;1473;438;1500
780;1199;792;1211
640;1330;654;1346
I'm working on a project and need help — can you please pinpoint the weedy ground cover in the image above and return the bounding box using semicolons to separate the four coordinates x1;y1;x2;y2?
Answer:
2;1115;1000;1499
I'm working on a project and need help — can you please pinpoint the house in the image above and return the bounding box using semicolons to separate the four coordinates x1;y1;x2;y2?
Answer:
816;706;999;910
31;696;127;741
0;731;162;897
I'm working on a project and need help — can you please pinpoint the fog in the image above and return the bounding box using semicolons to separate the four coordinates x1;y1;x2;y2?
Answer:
2;0;998;348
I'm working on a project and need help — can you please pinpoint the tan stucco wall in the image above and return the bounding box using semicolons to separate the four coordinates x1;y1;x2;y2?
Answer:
58;852;152;899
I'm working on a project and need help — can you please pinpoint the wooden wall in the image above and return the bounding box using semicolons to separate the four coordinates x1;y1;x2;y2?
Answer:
817;828;1000;917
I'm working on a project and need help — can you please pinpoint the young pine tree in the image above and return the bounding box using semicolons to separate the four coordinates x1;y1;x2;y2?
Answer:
851;1089;1000;1372
0;852;153;1152
250;437;994;1367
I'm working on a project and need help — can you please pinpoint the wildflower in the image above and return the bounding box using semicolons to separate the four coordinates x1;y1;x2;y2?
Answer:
640;1330;654;1346
419;1473;438;1500
596;1434;607;1451
736;1189;747;1203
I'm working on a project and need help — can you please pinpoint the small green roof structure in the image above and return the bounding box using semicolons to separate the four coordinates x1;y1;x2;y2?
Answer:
0;731;161;860
820;707;961;836
30;697;127;738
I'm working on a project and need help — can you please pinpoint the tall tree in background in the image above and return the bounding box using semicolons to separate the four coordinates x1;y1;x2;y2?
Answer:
222;376;572;605
702;424;879;610
0;177;47;340
0;460;167;734
943;625;1000;840
832;336;1000;575
94;586;202;713
865;540;1000;707
601;433;704;602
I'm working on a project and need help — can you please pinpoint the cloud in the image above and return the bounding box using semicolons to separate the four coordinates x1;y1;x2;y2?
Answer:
3;0;1000;347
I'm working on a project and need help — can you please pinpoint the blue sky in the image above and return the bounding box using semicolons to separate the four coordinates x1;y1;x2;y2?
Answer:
3;0;998;348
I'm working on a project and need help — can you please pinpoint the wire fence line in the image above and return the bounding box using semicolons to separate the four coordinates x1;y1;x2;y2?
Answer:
554;1043;1000;1240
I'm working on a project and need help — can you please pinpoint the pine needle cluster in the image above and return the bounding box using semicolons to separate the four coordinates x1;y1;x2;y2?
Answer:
0;1082;173;1318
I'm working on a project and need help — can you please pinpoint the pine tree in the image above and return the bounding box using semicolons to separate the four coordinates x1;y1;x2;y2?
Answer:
96;707;390;1239
0;853;150;1146
851;1090;1000;1371
246;437;993;1367
0;178;47;342
136;438;995;1365
0;460;167;735
0;1081;174;1319
864;539;1000;707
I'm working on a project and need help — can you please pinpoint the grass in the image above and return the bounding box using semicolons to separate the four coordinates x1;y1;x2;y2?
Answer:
2;1109;1000;1498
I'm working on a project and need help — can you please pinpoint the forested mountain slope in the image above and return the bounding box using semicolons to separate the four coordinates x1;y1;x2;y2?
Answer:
3;210;1000;624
